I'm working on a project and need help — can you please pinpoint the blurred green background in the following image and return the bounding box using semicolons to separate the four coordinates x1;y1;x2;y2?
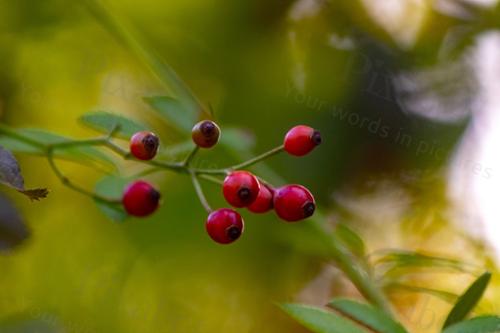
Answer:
1;0;500;332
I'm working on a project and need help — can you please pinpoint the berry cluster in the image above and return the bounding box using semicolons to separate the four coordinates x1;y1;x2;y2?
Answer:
122;122;321;245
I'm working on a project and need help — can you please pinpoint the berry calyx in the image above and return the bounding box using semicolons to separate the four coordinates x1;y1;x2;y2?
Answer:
273;184;315;222
192;120;221;148
130;131;160;160
284;125;322;156
206;208;244;244
122;180;161;217
223;171;261;208
247;183;274;214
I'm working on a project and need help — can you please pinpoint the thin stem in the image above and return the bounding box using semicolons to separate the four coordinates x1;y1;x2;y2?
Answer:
46;148;119;204
228;144;284;170
189;171;212;213
193;145;285;175
329;233;393;314
0;124;46;149
198;174;224;186
182;145;199;167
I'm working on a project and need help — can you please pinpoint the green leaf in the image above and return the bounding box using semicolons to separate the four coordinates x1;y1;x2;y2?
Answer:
0;128;115;171
328;299;407;333
94;175;130;222
143;96;195;133
79;111;148;139
0;145;48;201
374;250;473;278
383;282;458;304
281;304;368;333
219;127;256;152
443;272;492;329
442;316;500;333
333;224;366;258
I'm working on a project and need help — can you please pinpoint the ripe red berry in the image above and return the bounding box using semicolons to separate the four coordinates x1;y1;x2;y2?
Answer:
284;125;322;156
192;120;221;148
130;131;159;160
273;185;315;222
247;183;274;214
223;171;261;208
206;208;244;244
122;181;161;217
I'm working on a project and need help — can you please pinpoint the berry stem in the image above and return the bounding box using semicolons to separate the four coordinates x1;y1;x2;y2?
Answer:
182;145;199;167
46;147;120;204
193;144;285;175
189;171;212;213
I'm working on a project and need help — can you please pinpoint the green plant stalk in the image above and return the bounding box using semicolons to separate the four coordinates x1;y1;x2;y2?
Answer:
189;171;212;213
306;216;393;315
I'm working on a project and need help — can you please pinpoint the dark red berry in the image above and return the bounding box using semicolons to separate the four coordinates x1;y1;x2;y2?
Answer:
206;208;244;244
130;131;159;160
122;181;161;217
273;184;315;222
247;183;274;214
192;120;221;148
284;125;321;156
223;171;261;208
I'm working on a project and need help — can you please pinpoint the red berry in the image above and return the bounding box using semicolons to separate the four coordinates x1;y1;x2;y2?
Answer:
273;185;315;222
247;183;274;214
122;181;161;217
206;208;244;244
284;125;321;156
192;120;221;148
130;131;159;160
223;171;261;208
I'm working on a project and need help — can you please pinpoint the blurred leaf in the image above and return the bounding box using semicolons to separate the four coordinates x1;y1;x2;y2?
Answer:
79;111;148;139
0;195;30;251
82;0;204;117
328;299;407;333
442;316;500;333
219;127;256;152
373;250;473;277
281;304;367;333
143;96;194;133
0;145;48;201
333;224;366;258
443;272;492;329
0;128;116;170
94;175;130;222
156;140;196;159
383;282;458;304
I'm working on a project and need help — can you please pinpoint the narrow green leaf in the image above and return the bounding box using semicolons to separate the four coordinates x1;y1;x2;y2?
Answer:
82;0;204;117
328;299;407;333
143;96;194;133
383;282;458;304
94;175;130;222
442;316;500;333
79;111;148;139
333;224;366;258
281;304;368;333
0;128;115;170
374;250;473;278
443;272;492;329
